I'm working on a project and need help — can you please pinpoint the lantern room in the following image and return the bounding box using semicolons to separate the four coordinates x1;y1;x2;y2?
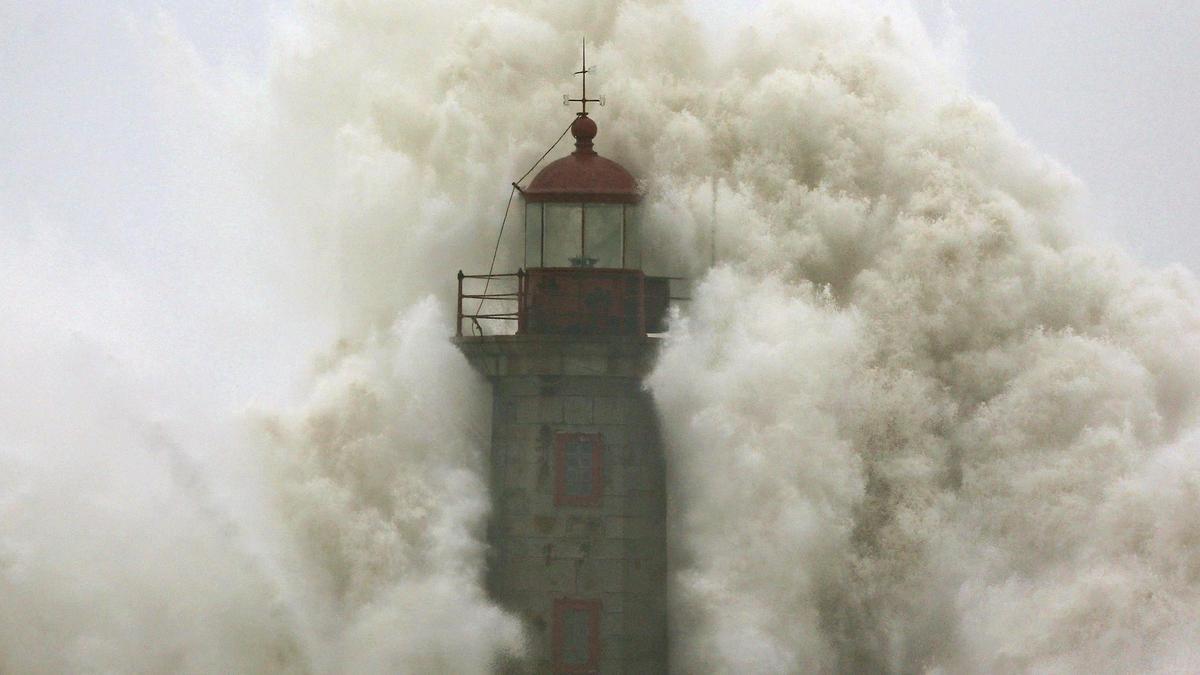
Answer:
514;110;671;337
523;114;642;270
455;46;682;339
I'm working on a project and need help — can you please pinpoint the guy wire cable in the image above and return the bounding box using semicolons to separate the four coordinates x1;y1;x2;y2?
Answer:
474;119;576;329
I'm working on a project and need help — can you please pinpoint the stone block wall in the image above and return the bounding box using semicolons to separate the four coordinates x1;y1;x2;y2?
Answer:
458;336;667;674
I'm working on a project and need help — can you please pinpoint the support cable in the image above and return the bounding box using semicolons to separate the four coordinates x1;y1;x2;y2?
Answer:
473;120;575;334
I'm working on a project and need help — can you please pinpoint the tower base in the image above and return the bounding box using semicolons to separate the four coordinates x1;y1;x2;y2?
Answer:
458;335;668;674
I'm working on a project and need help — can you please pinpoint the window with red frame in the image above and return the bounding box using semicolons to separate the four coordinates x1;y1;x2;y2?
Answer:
553;598;601;673
554;432;603;506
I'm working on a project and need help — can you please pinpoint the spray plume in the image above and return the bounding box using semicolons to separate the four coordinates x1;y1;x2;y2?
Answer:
3;0;1200;673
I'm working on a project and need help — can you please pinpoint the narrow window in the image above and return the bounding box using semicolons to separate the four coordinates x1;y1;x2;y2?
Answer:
554;432;603;506
525;202;543;267
553;598;601;673
622;205;641;269
544;204;583;267
583;204;622;268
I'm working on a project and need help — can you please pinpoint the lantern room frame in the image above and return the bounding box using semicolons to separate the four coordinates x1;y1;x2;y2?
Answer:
524;202;641;269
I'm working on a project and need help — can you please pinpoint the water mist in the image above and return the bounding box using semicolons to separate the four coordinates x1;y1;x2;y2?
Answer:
3;1;1199;673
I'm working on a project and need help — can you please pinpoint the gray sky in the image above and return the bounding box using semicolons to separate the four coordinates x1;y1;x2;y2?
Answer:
914;0;1200;271
3;0;1197;272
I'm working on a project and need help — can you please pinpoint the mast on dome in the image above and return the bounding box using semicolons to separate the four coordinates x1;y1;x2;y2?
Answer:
564;37;605;116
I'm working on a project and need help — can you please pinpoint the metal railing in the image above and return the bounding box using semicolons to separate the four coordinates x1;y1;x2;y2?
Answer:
457;269;691;337
457;270;524;337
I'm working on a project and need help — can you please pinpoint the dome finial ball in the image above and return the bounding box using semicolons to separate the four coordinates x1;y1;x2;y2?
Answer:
571;114;598;154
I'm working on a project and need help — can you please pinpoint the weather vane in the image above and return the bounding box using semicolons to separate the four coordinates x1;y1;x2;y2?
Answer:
564;37;605;115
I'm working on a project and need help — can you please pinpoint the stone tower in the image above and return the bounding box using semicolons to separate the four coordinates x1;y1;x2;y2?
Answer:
455;52;670;675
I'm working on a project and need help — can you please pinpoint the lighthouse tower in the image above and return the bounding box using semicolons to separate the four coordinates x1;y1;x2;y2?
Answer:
456;47;669;674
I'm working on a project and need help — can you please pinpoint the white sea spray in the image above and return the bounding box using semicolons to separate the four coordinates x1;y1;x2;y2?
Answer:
3;1;1198;673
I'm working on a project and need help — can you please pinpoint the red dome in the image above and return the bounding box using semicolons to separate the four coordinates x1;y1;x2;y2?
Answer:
523;114;640;204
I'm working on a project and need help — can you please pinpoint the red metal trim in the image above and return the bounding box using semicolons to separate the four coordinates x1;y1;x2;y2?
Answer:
554;432;604;507
552;598;602;673
520;268;646;336
524;192;640;204
525;267;641;275
524;152;640;205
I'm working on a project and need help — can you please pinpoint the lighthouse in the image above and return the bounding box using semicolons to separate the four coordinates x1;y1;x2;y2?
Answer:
456;45;670;674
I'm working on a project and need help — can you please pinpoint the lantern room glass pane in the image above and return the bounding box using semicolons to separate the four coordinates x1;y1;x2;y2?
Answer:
623;205;641;269
544;204;582;267
584;204;622;268
524;202;543;267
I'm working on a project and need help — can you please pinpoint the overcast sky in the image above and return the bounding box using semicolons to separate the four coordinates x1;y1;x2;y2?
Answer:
3;1;1198;272
917;1;1200;270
